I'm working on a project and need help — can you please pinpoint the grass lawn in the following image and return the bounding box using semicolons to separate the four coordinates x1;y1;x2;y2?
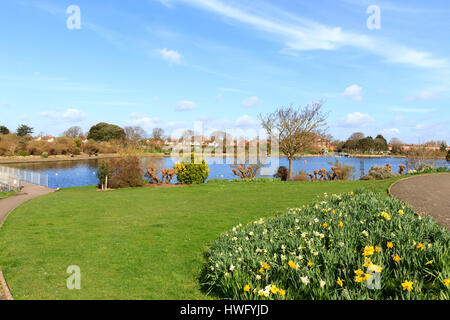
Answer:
0;191;17;199
0;178;400;299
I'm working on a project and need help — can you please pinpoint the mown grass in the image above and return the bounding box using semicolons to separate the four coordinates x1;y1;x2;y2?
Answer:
0;191;17;199
0;178;401;299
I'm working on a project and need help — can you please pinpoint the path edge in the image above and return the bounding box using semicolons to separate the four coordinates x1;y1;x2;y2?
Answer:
0;268;13;300
388;172;450;198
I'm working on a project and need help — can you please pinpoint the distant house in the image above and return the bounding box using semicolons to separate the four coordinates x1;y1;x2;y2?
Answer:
312;135;333;151
34;136;55;143
81;136;88;143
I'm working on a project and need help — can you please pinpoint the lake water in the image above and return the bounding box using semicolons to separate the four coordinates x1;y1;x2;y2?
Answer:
3;156;448;189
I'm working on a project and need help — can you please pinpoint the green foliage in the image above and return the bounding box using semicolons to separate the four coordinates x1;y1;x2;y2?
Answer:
408;165;449;175
72;147;81;155
87;122;125;142
74;138;82;148
96;160;110;187
16;124;33;137
17;150;29;156
0;125;10;135
41;152;48;158
203;190;450;300
447;150;450;162
174;154;209;184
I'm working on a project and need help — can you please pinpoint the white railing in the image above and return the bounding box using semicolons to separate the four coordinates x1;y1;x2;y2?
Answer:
0;166;48;188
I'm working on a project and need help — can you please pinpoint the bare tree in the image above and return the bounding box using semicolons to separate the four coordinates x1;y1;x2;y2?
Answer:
63;126;83;138
124;126;146;148
259;102;329;180
152;128;165;141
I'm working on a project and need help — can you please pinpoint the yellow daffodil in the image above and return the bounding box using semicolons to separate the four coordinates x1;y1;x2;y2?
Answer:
307;261;313;267
393;255;402;262
337;277;344;287
363;246;375;256
263;262;270;270
417;243;425;251
398;209;404;215
288;260;298;269
259;268;264;274
364;257;372;268
322;222;328;228
279;289;286;296
401;280;414;292
363;273;372;281
444;279;450;288
387;242;394;249
354;269;365;276
354;276;364;283
425;260;433;266
270;285;279;294
381;211;391;221
339;221;344;228
375;246;381;253
244;285;250;292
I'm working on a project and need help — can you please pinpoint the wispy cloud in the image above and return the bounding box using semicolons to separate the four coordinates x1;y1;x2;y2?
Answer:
40;109;86;122
405;90;442;102
158;48;183;64
339;112;375;128
391;107;435;113
175;100;197;111
165;0;447;68
241;96;261;108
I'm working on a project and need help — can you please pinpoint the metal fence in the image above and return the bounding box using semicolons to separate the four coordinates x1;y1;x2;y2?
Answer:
0;166;48;189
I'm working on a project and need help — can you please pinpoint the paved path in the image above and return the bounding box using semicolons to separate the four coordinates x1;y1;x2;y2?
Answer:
0;183;55;226
0;182;54;300
390;173;450;229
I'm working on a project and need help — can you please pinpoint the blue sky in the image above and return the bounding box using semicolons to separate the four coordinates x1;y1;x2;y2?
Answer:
0;0;449;143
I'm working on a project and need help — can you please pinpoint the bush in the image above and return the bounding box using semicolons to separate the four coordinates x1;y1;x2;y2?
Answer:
72;147;81;155
97;160;111;188
328;159;355;181
361;165;396;180
41;152;48;158
174;154;209;184
274;166;289;181
294;170;308;181
108;155;144;189
203;190;450;300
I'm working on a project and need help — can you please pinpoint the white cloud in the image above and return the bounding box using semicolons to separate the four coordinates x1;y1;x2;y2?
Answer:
127;117;163;130
339;112;375;128
235;114;259;127
40;109;86;122
158;48;183;64
341;85;363;101
175;100;197;111
168;0;447;69
241;96;261;108
391;107;435;113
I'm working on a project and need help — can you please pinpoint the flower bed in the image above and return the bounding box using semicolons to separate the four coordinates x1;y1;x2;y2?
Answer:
203;190;450;300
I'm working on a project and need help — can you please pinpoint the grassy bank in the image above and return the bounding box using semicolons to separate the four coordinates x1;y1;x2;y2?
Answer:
0;178;400;299
0;191;17;199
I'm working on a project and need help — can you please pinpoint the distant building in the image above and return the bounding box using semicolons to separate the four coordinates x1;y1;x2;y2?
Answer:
312;135;333;151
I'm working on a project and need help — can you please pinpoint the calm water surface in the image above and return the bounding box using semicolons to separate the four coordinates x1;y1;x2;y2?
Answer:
3;156;448;189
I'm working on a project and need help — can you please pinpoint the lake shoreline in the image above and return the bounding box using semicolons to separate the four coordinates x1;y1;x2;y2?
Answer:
0;152;444;165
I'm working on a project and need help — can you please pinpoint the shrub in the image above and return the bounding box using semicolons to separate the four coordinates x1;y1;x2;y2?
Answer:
41;152;48;158
97;160;111;188
361;165;396;180
294;170;308;181
72;147;81;155
274;166;289;181
328;159;355;180
174;154;209;184
447;150;450;162
108;155;144;189
203;190;450;300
